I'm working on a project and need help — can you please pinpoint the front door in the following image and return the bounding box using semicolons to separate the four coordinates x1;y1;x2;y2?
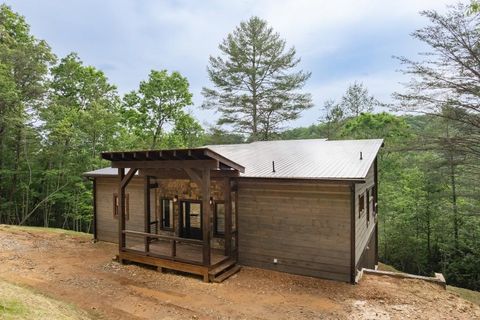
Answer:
179;201;202;240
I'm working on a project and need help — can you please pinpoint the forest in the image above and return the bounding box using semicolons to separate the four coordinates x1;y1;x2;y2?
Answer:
0;3;479;291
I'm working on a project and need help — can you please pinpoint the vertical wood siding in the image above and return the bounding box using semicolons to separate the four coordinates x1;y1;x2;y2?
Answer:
237;179;352;282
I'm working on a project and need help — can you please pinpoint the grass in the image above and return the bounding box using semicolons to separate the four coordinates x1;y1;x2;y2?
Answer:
377;262;402;273
447;285;480;306
0;224;91;238
379;262;480;307
0;280;93;320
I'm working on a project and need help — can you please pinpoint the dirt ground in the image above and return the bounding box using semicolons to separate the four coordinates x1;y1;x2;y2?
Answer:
0;225;479;320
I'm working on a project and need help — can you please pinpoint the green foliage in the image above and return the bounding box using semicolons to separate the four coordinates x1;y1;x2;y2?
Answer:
341;112;411;143
202;16;312;140
122;70;194;149
340;82;378;117
203;127;245;145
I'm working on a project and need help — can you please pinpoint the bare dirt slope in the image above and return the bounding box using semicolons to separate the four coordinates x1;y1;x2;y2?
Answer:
0;225;478;320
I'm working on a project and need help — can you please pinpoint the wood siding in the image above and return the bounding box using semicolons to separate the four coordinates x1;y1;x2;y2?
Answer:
237;179;352;282
354;163;376;266
96;177;146;243
95;176;226;248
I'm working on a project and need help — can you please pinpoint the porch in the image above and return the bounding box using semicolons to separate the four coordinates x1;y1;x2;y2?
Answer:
101;148;244;282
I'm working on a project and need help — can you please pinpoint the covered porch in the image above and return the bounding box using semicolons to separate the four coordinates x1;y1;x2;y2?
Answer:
101;148;244;282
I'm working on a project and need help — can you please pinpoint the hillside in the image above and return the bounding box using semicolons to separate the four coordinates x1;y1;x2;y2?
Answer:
0;225;479;320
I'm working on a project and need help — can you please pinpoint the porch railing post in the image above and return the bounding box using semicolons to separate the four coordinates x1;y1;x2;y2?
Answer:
224;178;232;257
118;168;126;250
144;175;151;253
202;168;211;266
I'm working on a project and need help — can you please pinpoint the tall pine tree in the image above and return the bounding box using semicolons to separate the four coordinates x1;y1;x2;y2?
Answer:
202;16;312;141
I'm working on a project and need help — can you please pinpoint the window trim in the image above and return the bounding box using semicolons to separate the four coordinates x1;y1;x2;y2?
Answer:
366;189;370;226
113;193;129;220
160;198;174;231
214;201;226;237
358;192;365;218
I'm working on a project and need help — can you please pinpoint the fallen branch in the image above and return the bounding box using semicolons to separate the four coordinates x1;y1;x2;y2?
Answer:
19;182;69;226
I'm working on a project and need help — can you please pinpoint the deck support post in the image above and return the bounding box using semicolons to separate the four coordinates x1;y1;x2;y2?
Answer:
201;168;211;268
224;178;232;257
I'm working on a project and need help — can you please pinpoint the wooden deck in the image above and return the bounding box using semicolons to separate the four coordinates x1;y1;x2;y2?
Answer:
127;240;228;265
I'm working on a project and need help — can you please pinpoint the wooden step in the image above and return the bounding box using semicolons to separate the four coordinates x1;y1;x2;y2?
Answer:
208;259;235;276
212;265;241;283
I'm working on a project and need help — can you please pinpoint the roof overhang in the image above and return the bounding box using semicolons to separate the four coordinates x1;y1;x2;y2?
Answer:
101;147;245;173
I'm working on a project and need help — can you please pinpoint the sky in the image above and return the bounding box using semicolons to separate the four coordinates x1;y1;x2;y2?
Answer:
5;0;453;129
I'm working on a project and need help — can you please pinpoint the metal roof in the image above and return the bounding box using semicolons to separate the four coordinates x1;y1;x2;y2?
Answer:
101;147;245;172
84;139;383;181
205;139;383;180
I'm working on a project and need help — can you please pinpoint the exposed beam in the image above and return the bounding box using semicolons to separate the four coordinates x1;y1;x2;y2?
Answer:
121;168;138;189
112;160;219;169
139;168;239;179
184;168;203;186
203;149;245;173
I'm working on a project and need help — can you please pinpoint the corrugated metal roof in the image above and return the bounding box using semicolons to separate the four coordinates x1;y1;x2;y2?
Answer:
205;139;383;180
84;139;383;180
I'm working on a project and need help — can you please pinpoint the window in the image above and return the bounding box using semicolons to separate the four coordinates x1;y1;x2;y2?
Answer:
371;185;377;216
358;193;365;217
113;193;129;220
366;189;370;226
161;198;174;230
214;201;225;236
231;191;237;231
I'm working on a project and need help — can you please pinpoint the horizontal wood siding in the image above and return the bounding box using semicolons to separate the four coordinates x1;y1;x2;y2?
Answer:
237;180;351;282
96;177;145;243
355;164;376;265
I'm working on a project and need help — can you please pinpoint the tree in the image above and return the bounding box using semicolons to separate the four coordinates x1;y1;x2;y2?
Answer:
0;4;55;224
340;82;378;117
165;112;204;148
394;3;480;158
38;52;119;230
202;16;312;141
123;70;193;148
319;99;345;139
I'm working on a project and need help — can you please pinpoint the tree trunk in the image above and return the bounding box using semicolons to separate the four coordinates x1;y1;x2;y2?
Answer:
449;153;459;251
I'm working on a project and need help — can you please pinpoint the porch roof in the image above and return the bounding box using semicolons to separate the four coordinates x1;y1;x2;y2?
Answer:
100;147;245;172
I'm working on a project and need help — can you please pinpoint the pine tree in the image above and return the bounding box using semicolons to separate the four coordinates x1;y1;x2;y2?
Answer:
202;16;312;141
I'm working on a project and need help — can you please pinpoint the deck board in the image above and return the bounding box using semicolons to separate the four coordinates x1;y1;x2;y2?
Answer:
128;240;227;265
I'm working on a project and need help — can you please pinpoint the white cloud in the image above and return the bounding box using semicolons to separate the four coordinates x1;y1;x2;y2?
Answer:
7;0;457;129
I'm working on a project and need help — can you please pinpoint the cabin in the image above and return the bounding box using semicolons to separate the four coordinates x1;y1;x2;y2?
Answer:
84;138;383;283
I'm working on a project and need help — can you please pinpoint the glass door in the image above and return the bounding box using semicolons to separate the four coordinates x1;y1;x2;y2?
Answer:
179;201;202;240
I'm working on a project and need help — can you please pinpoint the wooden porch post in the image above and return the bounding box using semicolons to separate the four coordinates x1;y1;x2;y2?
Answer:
202;168;211;266
224;178;232;257
144;175;151;253
118;168;138;260
118;168;126;250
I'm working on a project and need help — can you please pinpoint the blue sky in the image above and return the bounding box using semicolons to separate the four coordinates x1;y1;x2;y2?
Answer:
5;0;452;129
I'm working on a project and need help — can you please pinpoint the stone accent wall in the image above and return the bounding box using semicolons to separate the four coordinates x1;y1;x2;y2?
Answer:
152;178;226;250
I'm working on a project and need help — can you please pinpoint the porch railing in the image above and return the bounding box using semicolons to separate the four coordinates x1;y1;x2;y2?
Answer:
122;229;205;266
